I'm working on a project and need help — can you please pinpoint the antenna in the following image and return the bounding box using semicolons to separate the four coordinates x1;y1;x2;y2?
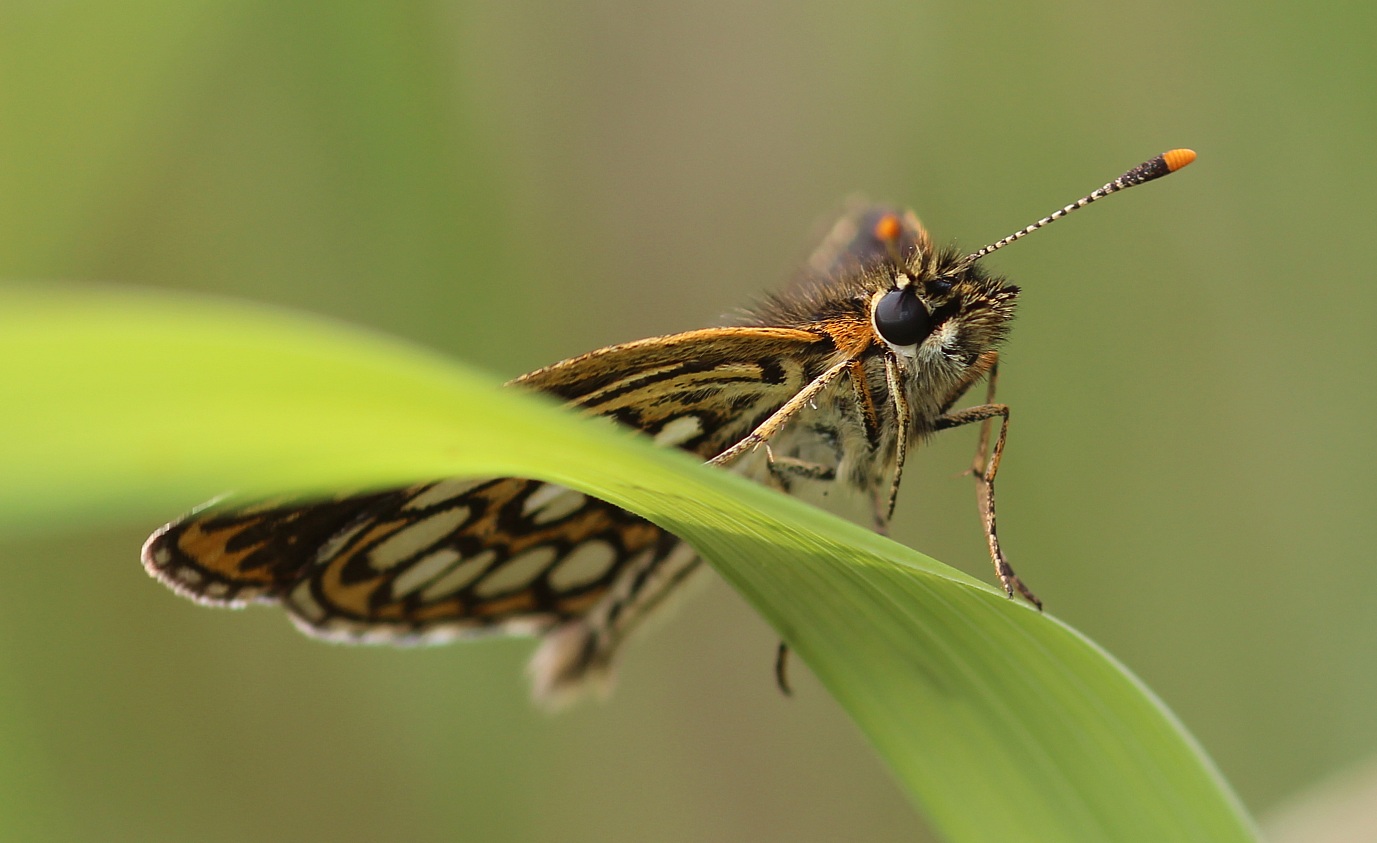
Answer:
961;148;1196;265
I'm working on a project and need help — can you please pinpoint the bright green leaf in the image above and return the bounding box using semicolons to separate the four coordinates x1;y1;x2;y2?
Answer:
0;283;1258;842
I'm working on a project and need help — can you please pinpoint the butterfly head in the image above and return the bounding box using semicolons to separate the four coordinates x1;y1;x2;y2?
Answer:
866;148;1198;372
868;252;1019;370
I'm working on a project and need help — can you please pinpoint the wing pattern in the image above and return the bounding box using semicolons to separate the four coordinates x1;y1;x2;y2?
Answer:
143;326;836;701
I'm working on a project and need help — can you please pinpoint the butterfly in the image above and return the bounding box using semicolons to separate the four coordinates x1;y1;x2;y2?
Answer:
142;149;1195;705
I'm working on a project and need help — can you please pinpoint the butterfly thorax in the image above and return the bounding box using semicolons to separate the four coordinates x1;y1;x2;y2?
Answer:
741;247;1019;498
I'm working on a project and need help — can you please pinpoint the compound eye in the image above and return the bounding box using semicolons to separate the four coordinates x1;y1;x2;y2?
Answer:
873;288;932;347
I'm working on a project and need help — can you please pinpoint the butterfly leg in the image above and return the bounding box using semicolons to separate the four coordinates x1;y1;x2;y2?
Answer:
763;448;837;491
760;450;837;699
879;354;911;529
711;359;853;467
774;640;793;696
935;388;1042;610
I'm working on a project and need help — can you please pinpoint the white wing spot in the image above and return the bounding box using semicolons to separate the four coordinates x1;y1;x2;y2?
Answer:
315;520;370;565
420;550;496;602
406;478;486;510
174;567;202;586
369;506;470;570
548;540;618;591
522;485;586;525
290;581;326;623
474;546;558;598
653;415;702;447
202;582;229;599
390;548;463;598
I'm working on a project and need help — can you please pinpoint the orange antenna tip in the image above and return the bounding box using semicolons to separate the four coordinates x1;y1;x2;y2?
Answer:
1163;148;1197;172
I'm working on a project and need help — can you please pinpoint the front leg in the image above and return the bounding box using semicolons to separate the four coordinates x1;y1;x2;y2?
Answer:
711;359;852;467
764;448;838;487
935;398;1041;610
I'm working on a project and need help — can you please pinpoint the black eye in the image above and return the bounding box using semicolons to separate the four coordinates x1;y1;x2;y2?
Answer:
925;277;953;296
873;288;932;346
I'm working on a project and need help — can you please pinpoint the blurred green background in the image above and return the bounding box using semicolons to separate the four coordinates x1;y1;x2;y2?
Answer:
2;2;1373;841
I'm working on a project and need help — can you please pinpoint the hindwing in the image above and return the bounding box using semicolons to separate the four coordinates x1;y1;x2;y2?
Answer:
143;326;835;701
798;201;930;283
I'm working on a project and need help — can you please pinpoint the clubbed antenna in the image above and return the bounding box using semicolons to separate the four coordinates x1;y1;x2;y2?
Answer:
960;148;1196;266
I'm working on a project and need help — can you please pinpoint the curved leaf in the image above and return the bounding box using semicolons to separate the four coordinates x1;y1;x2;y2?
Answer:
0;284;1258;842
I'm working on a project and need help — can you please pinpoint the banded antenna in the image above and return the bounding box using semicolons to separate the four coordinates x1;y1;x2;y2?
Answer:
960;148;1196;267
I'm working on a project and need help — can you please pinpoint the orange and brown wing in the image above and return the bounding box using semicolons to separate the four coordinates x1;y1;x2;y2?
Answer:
142;327;836;692
517;326;831;459
144;478;676;644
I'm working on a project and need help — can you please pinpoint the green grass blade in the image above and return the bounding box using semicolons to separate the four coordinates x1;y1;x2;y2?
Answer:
0;283;1258;841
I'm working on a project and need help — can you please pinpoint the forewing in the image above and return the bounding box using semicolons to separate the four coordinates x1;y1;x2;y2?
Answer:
516;326;831;459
